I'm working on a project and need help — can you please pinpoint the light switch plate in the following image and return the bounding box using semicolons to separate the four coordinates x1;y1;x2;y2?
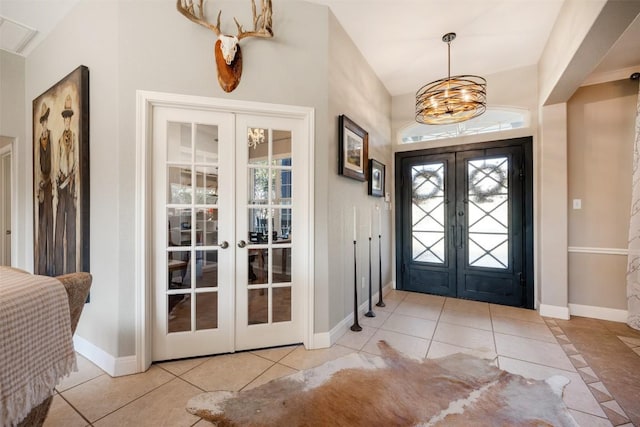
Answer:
573;199;582;209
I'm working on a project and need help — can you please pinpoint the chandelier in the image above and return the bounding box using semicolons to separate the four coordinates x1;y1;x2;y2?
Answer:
247;128;266;150
416;33;486;125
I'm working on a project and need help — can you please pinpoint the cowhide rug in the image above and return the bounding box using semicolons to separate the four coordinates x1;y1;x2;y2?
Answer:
187;341;578;426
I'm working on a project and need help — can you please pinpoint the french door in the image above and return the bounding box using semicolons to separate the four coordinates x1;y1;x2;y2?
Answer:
152;106;306;361
396;137;533;308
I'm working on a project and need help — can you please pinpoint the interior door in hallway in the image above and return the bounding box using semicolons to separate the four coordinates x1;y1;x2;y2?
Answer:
397;138;533;308
0;145;11;266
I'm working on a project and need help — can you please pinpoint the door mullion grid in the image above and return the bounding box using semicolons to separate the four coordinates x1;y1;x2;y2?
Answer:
190;122;197;333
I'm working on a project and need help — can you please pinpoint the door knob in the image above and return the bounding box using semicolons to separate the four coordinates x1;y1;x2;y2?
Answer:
5;230;10;235
218;241;229;249
237;240;247;248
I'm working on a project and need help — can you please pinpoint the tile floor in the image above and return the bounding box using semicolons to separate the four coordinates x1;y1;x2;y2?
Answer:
44;290;640;426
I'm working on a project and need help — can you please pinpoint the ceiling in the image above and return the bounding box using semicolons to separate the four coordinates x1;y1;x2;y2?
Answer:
1;0;639;97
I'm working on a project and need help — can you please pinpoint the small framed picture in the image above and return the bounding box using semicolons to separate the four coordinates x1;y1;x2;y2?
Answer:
368;159;385;197
338;115;368;182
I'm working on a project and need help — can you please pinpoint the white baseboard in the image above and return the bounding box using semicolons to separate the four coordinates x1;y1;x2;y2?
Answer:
539;304;570;320
569;303;628;323
73;335;139;377
327;282;394;346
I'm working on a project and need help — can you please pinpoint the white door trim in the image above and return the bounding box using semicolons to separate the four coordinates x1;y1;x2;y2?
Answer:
135;90;315;372
0;141;17;266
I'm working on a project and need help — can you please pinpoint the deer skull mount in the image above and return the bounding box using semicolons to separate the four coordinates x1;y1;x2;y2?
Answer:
177;0;273;93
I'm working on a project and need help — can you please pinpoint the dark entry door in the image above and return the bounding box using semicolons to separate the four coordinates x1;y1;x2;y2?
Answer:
396;137;533;308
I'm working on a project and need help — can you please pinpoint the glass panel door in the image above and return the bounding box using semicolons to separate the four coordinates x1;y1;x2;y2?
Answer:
235;115;303;350
398;140;531;308
153;107;234;361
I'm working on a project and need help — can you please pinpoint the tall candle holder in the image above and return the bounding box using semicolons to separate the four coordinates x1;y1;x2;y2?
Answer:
376;231;385;307
365;235;375;317
350;238;362;331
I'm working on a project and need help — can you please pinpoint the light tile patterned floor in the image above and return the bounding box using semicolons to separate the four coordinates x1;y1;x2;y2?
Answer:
44;290;638;426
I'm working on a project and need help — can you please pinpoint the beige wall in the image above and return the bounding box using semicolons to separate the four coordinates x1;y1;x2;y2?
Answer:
567;80;637;309
327;12;392;329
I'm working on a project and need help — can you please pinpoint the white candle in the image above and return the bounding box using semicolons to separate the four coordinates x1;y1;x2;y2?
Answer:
369;210;372;238
378;205;382;236
353;206;357;241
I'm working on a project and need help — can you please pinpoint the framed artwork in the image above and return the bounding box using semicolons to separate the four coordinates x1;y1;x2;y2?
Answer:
338;115;368;181
33;65;90;277
368;159;385;197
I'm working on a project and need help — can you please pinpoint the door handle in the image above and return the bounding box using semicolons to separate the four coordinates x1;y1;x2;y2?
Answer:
5;230;10;235
237;240;247;248
458;225;464;249
218;241;229;249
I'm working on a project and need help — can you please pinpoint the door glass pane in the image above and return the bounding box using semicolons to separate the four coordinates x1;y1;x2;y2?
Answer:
272;130;292;166
195;166;218;204
167;251;189;290
272;248;291;283
248;289;268;325
196;292;218;330
168;208;192;247
195;208;217;246
194;124;218;164
248;208;269;242
247;127;269;165
273;208;292;242
272;169;292;205
168;294;190;333
168;166;191;204
248;248;269;285
167;122;192;163
273;287;291;322
411;162;445;264
249;168;270;205
197;250;218;288
467;157;509;269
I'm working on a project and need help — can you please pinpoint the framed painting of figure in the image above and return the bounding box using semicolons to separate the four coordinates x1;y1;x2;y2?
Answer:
33;65;89;276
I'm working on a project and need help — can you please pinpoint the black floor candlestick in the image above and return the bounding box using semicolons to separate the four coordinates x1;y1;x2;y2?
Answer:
365;236;375;317
350;239;362;331
376;233;385;307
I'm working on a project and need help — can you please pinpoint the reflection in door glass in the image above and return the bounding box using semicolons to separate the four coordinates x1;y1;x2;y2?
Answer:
166;122;192;163
247;128;269;165
194;124;219;164
248;289;268;324
249;168;270;205
196;250;218;288
272;130;292;166
467;157;509;269
273;287;291;322
167;166;192;204
272;247;291;283
168;294;190;333
411;163;445;264
196;292;218;330
248;248;269;285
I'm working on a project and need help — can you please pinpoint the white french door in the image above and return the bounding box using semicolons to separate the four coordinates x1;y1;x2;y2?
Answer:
235;115;305;350
151;106;306;361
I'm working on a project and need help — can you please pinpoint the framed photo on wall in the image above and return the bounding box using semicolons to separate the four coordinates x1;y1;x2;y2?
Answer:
338;115;368;181
368;159;385;197
33;65;90;277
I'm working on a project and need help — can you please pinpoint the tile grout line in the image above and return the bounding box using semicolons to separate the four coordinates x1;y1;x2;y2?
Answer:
55;389;94;427
545;318;632;426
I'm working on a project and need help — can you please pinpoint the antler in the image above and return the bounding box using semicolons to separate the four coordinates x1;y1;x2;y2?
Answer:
235;0;273;40
176;0;221;36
